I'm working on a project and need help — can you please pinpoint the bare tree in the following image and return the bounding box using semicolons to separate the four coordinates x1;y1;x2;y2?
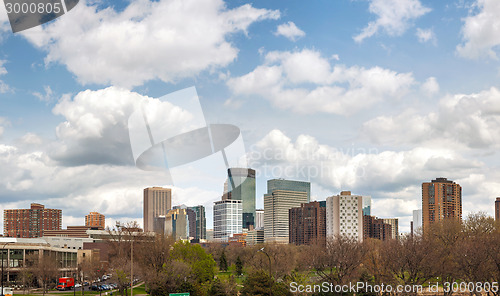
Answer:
311;236;365;288
28;251;59;296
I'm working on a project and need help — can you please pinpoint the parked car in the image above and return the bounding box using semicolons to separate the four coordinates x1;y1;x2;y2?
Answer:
91;285;102;291
74;283;82;288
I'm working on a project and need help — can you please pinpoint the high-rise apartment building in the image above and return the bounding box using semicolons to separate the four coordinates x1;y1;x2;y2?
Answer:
326;191;364;242
496;198;500;222
213;200;242;242
422;178;462;231
225;168;256;229
143;187;172;233
264;179;310;243
382;218;399;240
85;212;105;230
289;201;326;245
188;205;206;241
4;203;62;238
363;216;392;241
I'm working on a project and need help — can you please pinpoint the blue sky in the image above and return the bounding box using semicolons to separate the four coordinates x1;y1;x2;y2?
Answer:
1;0;500;233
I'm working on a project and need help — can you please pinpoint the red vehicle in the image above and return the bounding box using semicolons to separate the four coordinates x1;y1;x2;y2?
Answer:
57;277;75;290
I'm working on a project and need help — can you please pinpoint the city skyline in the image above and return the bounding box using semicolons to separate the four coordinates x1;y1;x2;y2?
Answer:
2;0;500;234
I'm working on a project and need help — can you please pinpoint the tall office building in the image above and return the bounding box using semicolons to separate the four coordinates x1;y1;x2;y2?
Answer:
362;196;372;216
363;216;392;241
496;198;500;222
422;178;462;231
264;179;310;243
326;191;364;242
165;208;189;240
289;201;326;245
225;168;256;229
4;203;62;238
188;205;206;241
412;209;422;234
255;209;264;230
85;212;105;230
144;187;172;233
213;200;242;242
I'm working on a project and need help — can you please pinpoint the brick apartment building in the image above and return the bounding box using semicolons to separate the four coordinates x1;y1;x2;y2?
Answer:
3;203;62;238
289;201;326;245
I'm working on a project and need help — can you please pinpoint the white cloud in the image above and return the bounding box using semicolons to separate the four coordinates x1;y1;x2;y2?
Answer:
420;76;439;95
416;28;437;44
0;60;10;93
363;87;500;149
456;0;500;59
0;4;10;42
228;48;418;114
49;87;204;166
250;129;482;196
21;0;280;88
0;117;9;137
274;21;305;41
354;0;431;43
33;86;54;102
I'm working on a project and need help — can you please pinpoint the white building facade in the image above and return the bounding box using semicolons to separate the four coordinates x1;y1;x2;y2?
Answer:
213;200;242;242
326;191;364;242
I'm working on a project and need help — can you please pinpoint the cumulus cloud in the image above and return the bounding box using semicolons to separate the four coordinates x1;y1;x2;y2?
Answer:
420;76;439;95
228;48;419;114
416;28;437;44
250;129;482;196
456;0;500;59
363;87;500;149
354;0;431;43
21;0;280;88
0;60;10;93
274;21;305;41
0;117;9;137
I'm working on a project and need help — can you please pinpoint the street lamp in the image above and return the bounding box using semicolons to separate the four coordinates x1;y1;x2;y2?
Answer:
1;242;13;296
257;247;272;296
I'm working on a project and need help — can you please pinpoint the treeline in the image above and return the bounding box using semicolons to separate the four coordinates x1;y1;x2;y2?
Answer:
106;213;500;296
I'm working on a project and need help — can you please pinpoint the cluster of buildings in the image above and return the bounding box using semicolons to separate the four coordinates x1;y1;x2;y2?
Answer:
1;172;499;284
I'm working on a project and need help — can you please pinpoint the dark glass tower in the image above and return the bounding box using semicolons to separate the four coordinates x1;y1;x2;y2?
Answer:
227;168;256;229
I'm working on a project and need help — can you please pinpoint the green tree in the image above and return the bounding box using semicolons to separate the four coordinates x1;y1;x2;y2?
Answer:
219;249;228;272
241;270;292;296
235;256;243;276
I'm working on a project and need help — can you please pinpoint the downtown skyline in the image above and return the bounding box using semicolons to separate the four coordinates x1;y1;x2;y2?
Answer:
1;0;500;233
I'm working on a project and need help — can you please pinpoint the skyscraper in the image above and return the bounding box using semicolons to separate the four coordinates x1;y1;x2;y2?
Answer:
495;198;500;222
4;203;62;238
422;178;462;231
289;201;326;245
143;187;172;233
213;200;242;242
412;209;422;234
188;205;206;241
226;168;256;229
164;208;189;241
326;191;364;242
362;196;372;216
264;179;310;243
85;212;105;230
255;209;264;230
